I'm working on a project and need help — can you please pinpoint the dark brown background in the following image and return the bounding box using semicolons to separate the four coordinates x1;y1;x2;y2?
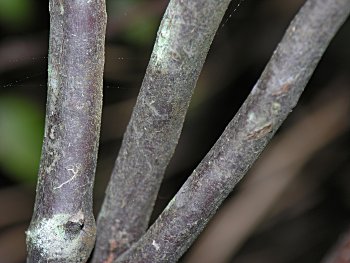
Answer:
0;0;349;262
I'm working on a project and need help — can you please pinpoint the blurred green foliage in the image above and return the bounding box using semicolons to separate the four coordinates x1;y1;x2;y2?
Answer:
0;0;35;29
0;96;44;184
107;0;159;46
108;0;140;10
122;16;159;46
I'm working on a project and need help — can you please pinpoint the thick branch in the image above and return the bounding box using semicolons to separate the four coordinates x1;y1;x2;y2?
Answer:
93;0;231;261
26;1;106;262
117;0;350;262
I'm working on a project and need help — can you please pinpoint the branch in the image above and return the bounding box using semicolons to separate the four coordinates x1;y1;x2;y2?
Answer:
26;1;106;262
93;0;232;261
117;0;350;262
322;227;350;263
185;88;350;263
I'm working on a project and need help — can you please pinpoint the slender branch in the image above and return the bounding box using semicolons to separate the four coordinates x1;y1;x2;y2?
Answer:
117;0;350;262
26;1;106;262
322;227;350;263
93;0;232;261
185;89;350;263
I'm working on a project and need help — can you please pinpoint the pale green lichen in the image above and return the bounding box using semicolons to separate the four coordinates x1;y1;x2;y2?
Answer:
247;111;268;129
58;0;64;15
153;15;173;71
246;111;273;139
45;138;61;174
47;63;60;112
271;102;281;114
164;196;176;211
26;214;85;261
49;125;56;140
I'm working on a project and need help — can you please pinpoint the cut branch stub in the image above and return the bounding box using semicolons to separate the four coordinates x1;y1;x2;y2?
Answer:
26;0;106;262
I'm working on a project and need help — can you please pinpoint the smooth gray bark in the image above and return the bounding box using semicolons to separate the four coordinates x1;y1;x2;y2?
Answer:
26;0;106;262
116;0;350;262
93;0;232;261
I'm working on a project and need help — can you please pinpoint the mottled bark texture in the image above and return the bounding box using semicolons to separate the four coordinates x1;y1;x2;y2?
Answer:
117;0;350;262
26;0;106;262
93;0;232;261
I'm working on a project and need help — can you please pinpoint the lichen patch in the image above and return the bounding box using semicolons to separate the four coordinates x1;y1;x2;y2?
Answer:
26;214;84;260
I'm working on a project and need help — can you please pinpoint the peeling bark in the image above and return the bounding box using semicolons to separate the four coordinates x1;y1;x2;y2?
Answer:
26;0;106;262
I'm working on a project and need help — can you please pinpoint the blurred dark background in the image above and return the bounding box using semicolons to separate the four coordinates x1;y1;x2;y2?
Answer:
0;0;349;262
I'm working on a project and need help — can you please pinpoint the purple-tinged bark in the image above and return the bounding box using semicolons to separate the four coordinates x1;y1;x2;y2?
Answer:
92;0;232;261
26;0;106;262
117;0;350;262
